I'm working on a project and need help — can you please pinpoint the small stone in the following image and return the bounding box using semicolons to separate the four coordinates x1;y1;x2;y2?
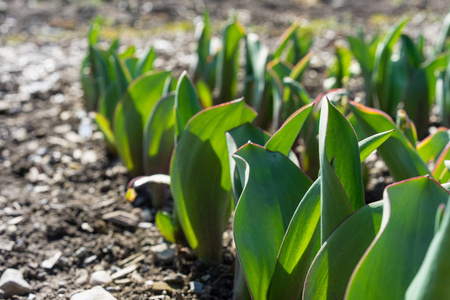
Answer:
70;286;117;300
75;269;89;285
130;271;144;283
145;280;154;287
201;274;210;281
138;222;153;229
110;265;137;280
0;268;32;298
90;271;112;286
83;255;97;266
102;211;139;228
0;239;14;251
75;247;87;259
150;243;176;263
42;251;62;269
81;150;97;165
189;281;203;294
152;281;173;295
64;132;82;144
81;222;94;233
163;273;186;285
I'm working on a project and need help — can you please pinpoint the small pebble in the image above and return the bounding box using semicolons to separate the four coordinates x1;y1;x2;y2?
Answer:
70;286;116;300
75;269;88;285
41;251;62;269
189;281;203;294
0;268;32;298
90;271;112;286
150;243;176;263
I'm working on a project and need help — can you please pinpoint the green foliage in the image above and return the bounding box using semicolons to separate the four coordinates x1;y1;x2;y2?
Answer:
233;99;393;299
81;13;450;299
348;17;450;137
350;101;450;184
171;99;256;263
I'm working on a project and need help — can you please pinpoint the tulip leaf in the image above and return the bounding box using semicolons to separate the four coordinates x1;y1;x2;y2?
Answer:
417;127;450;163
94;113;116;154
319;99;360;242
155;210;177;244
233;144;312;300
175;72;202;138
432;144;450;183
171;99;256;263
358;130;394;162
245;33;269;111
265;102;314;156
135;47;156;77
217;20;245;103
226;123;270;204
273;23;299;59
406;198;450;300
349;101;430;181
143;93;175;177
113;53;132;98
269;179;321;299
113;71;171;176
372;18;407;113
346;176;449;300
304;200;384;300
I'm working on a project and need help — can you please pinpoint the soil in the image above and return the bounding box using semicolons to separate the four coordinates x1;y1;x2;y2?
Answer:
0;0;448;299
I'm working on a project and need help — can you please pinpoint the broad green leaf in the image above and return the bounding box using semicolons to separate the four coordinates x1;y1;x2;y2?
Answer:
432;144;450;183
113;71;171;176
233;144;312;300
245;33;269;111
216;20;245;103
226;123;270;204
155;210;177;244
196;80;213;108
436;12;450;54
125;57;139;78
325;46;352;89
88;16;102;46
113;53;132;99
171;99;256;263
304;200;384;300
194;11;211;81
401;68;430;138
269;179;321;299
267;60;293;131
436;68;450;127
417;127;450;163
283;78;311;108
289;51;312;82
358;130;394;162
118;45;136;60
94;113;116;154
348;35;374;73
265;102;314;156
346;176;449;300
143;93;176;176
372;18;407;112
273;23;299;59
395;109;418;146
406;198;450;299
319;99;361;243
135;47;156;77
175;72;202;138
98;80;119;124
423;53;450;109
349;101;430;181
286;30;313;65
